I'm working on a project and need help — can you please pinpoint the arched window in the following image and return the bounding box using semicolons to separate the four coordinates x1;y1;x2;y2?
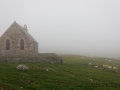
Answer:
6;39;10;50
20;39;24;50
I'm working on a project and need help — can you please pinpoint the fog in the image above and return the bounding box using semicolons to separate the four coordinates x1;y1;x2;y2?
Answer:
0;0;120;59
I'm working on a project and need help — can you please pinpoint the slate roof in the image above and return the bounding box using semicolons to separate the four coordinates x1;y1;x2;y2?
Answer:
14;21;38;43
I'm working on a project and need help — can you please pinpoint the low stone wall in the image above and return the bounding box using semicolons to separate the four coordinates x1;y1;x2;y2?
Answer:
0;56;63;64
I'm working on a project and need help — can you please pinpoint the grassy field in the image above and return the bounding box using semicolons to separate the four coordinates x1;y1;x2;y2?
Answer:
0;54;120;90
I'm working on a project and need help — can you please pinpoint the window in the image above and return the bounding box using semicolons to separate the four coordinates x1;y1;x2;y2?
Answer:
6;39;10;50
20;39;24;50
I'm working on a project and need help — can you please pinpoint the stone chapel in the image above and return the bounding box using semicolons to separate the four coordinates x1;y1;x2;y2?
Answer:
0;21;62;63
0;21;38;56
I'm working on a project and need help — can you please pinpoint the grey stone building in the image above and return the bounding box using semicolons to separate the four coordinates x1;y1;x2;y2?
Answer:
0;21;62;63
0;21;38;56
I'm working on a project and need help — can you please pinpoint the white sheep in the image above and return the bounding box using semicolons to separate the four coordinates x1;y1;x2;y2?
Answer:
90;79;93;82
48;67;55;71
70;74;75;77
113;66;119;73
103;65;112;70
16;64;29;70
45;68;49;71
103;65;108;68
94;65;98;68
108;60;111;62
88;63;91;67
107;65;112;70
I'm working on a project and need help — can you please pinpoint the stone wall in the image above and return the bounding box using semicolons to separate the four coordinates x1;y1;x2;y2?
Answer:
0;56;63;64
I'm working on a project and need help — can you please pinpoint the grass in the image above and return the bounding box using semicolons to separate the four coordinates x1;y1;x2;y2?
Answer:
0;54;120;90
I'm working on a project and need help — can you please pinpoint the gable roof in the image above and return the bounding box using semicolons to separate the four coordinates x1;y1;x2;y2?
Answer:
14;21;38;43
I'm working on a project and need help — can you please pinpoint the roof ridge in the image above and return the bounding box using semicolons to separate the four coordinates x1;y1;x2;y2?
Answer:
15;22;38;43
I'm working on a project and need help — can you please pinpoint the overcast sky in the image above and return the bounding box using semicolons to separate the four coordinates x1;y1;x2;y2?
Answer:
0;0;120;59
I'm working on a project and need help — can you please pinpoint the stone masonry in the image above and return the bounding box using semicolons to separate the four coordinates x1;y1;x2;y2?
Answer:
0;21;63;64
0;21;38;56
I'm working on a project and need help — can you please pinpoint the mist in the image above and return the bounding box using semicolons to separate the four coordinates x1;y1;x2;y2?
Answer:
0;0;120;59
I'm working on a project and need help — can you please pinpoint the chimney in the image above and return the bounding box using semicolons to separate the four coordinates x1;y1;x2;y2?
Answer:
24;24;28;31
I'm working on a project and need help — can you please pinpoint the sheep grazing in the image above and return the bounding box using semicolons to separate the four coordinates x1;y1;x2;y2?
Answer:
70;74;75;77
113;66;119;73
108;60;111;62
103;65;108;68
94;65;98;68
45;68;49;72
88;63;91;67
16;64;29;70
48;67;55;71
90;79;93;82
103;65;112;70
107;65;112;70
44;67;55;72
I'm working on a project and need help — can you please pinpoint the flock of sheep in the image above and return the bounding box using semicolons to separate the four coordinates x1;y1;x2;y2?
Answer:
16;58;119;74
16;64;55;72
88;60;119;73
